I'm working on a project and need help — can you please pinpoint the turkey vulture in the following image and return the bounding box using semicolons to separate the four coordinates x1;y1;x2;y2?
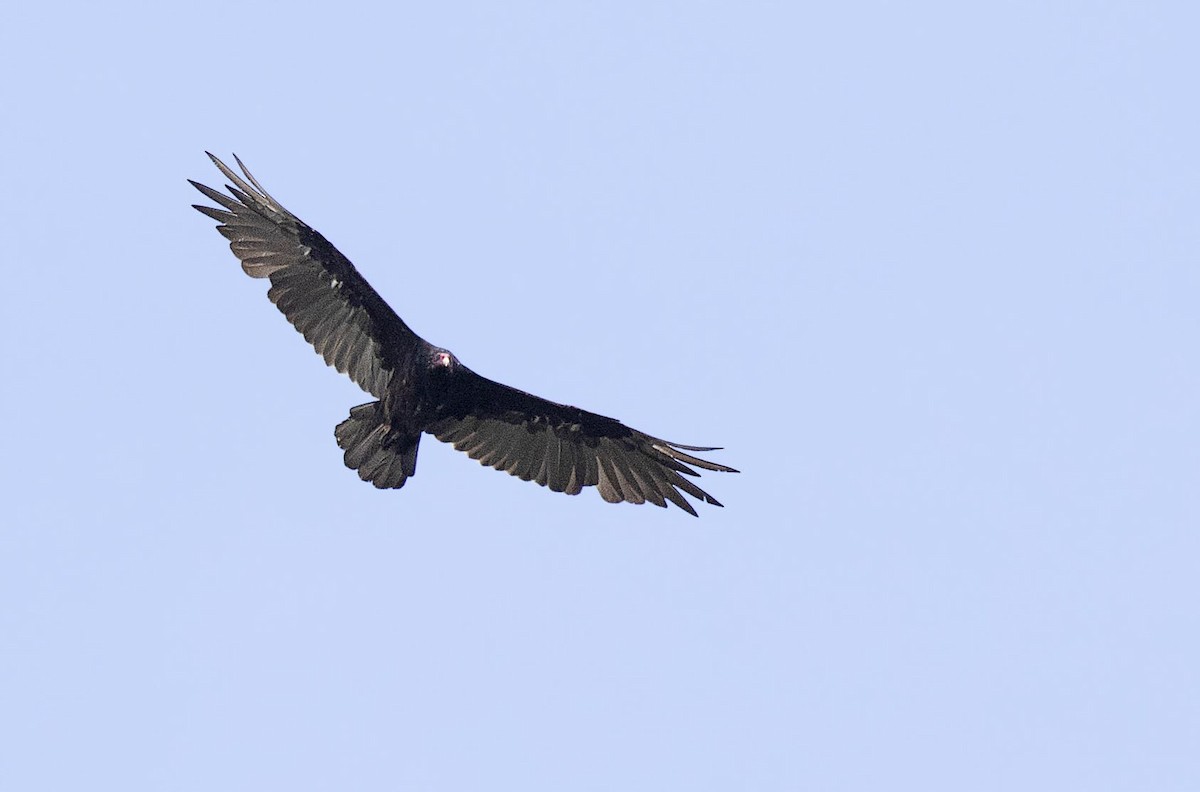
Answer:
191;153;736;515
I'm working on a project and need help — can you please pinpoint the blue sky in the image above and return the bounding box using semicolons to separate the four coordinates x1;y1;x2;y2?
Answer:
1;1;1196;789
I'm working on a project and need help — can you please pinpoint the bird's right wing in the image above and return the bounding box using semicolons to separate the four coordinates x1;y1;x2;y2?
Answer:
191;153;418;398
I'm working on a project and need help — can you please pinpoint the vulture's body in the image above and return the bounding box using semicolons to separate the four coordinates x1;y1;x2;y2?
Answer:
191;154;735;515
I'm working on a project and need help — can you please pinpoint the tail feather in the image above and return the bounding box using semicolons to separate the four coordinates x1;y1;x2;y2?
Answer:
335;402;419;489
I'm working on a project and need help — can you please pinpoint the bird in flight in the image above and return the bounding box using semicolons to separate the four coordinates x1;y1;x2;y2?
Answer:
191;154;736;515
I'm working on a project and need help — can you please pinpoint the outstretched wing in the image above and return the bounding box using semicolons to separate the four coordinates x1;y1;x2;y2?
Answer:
426;370;737;516
190;153;419;398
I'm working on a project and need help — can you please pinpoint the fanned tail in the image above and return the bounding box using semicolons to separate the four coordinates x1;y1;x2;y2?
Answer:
335;402;419;489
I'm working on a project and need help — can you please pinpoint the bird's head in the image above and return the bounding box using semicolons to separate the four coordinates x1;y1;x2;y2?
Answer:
429;347;457;371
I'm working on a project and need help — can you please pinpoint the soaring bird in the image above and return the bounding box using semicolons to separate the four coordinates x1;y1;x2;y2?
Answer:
191;154;736;515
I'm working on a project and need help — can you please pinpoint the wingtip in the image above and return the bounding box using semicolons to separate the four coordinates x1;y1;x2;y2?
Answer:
203;151;242;180
667;441;724;452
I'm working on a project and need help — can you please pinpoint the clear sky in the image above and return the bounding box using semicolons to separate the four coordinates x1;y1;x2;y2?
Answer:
1;1;1196;790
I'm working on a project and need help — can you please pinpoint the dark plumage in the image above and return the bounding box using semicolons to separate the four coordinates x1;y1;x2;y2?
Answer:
191;153;736;515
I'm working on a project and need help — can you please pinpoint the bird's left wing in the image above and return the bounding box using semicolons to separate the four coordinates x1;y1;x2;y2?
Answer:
426;370;737;516
191;153;418;398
